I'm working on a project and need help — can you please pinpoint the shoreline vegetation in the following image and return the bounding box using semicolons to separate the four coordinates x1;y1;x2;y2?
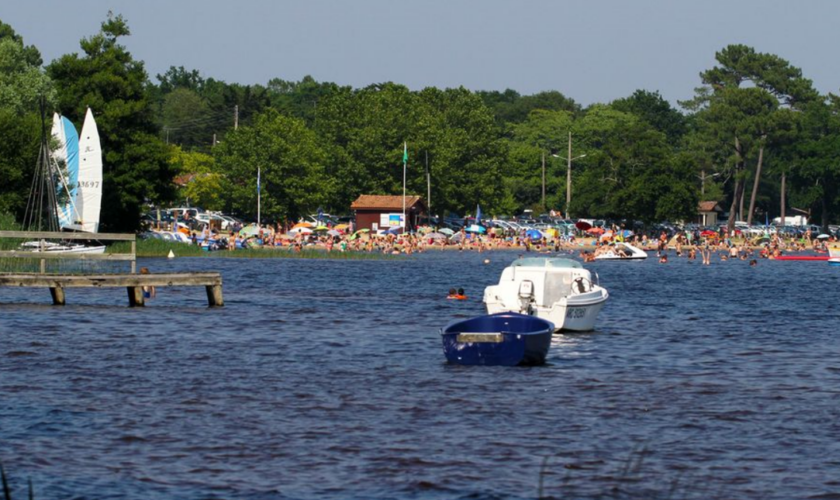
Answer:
107;239;400;260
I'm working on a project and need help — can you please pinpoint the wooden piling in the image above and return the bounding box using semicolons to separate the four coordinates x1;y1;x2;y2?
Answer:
50;286;65;305
127;286;145;307
206;284;224;307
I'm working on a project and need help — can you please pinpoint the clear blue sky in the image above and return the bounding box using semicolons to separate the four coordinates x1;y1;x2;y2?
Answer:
3;0;839;106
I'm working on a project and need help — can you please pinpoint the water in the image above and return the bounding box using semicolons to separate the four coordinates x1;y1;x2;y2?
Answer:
2;250;840;499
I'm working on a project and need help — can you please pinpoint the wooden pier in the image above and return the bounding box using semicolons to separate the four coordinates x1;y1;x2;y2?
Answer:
0;231;223;307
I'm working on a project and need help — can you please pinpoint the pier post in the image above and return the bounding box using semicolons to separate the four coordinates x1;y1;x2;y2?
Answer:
127;286;145;307
50;286;65;305
206;284;224;307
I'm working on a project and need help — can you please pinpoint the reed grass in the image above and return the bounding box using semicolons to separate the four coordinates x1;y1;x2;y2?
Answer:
107;239;399;260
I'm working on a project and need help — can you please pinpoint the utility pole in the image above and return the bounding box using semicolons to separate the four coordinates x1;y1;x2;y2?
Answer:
541;151;546;209
566;131;572;219
234;105;239;130
700;170;706;197
780;170;786;228
425;151;431;219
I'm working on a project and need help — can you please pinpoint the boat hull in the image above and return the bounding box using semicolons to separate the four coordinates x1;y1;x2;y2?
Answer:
594;242;648;260
441;313;554;366
485;286;608;332
21;241;106;254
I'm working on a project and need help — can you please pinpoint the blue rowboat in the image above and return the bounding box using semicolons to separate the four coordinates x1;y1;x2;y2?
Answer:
441;312;554;366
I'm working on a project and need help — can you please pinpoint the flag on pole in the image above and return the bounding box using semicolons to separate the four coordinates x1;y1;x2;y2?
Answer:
476;204;482;226
402;142;407;232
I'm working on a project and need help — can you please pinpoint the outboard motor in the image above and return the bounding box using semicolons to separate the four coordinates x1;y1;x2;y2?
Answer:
517;280;535;315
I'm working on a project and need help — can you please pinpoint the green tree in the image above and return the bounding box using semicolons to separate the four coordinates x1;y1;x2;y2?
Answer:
611;90;687;144
506;109;575;212
570;105;697;222
0;22;53;114
169;147;223;210
160;88;212;148
0;21;52;218
214;110;327;222
478;89;579;128
687;44;818;230
47;12;174;232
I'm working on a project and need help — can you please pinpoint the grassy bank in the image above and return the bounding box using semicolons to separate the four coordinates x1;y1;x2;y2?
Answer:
108;239;399;260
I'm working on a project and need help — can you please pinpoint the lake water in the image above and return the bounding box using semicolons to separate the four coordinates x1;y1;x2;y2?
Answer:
2;250;840;500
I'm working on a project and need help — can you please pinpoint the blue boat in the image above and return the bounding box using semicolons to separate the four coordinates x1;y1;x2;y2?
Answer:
441;312;554;366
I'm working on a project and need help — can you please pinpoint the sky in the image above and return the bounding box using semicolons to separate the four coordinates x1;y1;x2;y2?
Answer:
3;0;840;107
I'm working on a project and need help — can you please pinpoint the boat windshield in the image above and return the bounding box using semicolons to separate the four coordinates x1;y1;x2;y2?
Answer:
511;257;582;269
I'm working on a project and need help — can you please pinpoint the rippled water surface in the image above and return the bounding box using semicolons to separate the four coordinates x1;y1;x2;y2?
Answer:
2;250;840;499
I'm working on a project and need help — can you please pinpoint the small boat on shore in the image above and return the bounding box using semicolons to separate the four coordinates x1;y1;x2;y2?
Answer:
594;242;647;260
483;257;608;332
441;312;554;366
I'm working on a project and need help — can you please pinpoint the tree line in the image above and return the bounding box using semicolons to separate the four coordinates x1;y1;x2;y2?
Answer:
1;13;839;232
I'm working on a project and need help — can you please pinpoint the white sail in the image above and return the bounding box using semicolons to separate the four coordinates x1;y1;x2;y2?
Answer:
50;113;68;225
74;108;103;233
50;113;81;229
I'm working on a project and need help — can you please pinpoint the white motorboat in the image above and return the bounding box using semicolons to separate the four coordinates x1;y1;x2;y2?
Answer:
483;257;609;332
594;242;647;260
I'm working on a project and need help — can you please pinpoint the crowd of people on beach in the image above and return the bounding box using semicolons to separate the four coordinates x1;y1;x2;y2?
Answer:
167;218;840;263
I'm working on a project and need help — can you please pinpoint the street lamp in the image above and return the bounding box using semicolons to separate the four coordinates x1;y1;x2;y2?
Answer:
696;170;720;197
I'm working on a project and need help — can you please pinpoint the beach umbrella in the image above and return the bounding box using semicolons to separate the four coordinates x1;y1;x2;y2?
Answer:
353;228;370;235
386;226;401;234
586;227;605;235
334;223;349;231
313;225;329;232
620;230;634;238
526;229;543;239
288;226;313;235
466;224;486;234
700;230;717;237
426;232;446;240
238;224;263;237
292;221;314;229
439;228;455;235
575;221;592;231
817;234;831;240
327;229;342;237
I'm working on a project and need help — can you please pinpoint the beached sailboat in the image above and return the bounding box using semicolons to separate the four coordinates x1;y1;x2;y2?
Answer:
21;107;105;254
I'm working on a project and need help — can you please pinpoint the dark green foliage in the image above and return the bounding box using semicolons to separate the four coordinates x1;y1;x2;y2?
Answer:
478;89;580;127
0;20;42;67
0;111;39;217
611;90;687;144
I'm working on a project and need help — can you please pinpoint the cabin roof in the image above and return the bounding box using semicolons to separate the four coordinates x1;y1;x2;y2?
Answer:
351;195;425;211
698;201;723;213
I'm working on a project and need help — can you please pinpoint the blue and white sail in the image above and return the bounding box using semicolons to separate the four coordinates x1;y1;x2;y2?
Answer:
50;113;80;230
73;108;103;233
